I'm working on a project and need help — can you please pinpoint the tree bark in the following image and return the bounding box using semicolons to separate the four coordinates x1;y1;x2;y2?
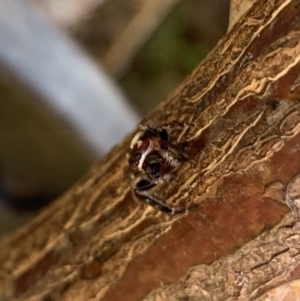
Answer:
1;0;300;300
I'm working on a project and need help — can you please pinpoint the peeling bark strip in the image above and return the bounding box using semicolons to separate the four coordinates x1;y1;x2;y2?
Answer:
1;0;300;300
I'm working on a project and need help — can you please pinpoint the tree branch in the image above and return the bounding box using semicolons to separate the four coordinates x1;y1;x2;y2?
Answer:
1;0;300;300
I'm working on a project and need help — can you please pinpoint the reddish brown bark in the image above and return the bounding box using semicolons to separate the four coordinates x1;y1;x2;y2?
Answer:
1;0;300;300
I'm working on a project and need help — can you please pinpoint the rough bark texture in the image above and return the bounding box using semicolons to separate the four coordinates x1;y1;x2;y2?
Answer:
1;0;300;300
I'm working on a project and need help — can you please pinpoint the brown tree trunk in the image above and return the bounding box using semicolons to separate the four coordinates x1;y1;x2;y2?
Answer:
2;0;300;300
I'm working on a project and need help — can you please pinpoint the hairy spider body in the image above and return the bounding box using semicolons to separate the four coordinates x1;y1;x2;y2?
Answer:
128;124;190;214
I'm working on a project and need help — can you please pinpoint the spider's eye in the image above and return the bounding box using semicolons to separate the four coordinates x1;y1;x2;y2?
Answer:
129;153;141;167
133;154;141;166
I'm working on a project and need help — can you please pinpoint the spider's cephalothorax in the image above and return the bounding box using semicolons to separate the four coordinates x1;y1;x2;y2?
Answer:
128;124;190;214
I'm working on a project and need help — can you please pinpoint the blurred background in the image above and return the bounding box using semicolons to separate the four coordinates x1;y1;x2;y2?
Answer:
0;0;229;235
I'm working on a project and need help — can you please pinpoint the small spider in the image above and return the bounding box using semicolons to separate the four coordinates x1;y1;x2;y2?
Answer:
128;124;190;214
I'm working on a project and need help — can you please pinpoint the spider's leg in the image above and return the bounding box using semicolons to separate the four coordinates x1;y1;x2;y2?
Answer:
134;178;156;191
158;128;168;142
133;178;185;215
140;125;159;137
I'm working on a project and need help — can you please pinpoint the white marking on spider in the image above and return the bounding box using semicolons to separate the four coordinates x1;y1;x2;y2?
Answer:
130;129;144;149
137;140;153;170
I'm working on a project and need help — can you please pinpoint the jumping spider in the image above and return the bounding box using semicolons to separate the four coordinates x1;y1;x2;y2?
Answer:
128;124;190;214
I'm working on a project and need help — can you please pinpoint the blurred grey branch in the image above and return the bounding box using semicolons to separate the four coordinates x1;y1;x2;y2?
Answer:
0;0;139;154
0;0;140;232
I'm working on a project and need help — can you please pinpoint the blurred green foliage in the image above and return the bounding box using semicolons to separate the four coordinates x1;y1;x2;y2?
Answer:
119;2;209;115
